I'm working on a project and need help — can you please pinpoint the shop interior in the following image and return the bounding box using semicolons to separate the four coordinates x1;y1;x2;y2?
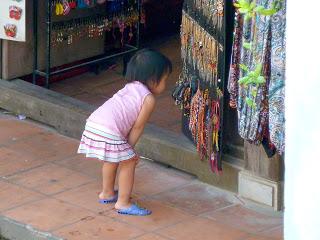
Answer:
25;0;185;134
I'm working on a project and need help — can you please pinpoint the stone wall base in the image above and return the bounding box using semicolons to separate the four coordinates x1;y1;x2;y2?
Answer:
239;171;283;211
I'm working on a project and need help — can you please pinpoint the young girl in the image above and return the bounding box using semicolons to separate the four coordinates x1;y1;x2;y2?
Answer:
78;49;172;216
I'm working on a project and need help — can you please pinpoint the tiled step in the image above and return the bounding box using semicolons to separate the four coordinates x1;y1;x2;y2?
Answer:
0;79;242;192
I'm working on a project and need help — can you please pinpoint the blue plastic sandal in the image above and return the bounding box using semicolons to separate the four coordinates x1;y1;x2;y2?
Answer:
117;204;152;216
99;191;118;204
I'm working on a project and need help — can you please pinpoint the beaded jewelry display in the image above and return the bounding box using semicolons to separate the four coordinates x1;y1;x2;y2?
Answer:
50;7;139;47
50;0;140;47
173;0;225;173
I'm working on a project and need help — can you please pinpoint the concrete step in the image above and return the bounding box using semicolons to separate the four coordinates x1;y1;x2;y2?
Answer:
223;143;244;159
223;154;245;169
0;216;62;240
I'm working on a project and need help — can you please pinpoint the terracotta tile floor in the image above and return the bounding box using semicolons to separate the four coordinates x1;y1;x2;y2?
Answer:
0;112;283;239
50;36;183;134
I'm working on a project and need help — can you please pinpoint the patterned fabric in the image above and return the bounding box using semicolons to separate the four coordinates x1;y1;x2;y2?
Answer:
228;0;286;154
237;0;270;144
78;121;137;163
228;11;243;109
269;1;286;154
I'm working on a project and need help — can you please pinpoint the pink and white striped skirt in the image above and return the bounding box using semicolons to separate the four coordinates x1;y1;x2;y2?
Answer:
77;121;137;163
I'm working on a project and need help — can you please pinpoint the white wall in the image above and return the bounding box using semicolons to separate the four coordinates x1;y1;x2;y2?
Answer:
285;1;320;239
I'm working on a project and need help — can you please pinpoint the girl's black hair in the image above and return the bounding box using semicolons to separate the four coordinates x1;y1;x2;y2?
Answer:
125;48;172;85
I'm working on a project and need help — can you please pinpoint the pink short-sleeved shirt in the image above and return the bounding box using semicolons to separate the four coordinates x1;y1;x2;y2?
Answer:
87;81;151;138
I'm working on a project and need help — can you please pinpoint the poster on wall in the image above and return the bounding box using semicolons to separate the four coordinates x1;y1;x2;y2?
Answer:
0;0;26;42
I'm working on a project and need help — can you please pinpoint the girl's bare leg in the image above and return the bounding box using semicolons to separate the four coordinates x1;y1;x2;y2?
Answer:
99;162;118;199
115;159;137;209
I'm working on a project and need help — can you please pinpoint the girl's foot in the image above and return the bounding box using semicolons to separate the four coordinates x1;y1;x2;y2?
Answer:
99;191;118;204
116;203;152;216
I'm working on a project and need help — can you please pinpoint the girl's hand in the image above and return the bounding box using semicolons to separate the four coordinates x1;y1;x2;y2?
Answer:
135;157;140;166
133;154;140;165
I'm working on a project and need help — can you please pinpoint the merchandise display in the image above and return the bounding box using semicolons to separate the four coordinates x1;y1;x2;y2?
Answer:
173;0;225;173
33;0;141;88
173;0;286;171
51;0;140;47
228;0;286;155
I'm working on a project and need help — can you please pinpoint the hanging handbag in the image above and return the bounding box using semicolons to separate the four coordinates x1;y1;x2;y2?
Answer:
172;78;188;105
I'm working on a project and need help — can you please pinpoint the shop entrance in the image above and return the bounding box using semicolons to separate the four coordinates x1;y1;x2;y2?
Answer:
28;0;185;135
51;36;184;133
19;0;244;165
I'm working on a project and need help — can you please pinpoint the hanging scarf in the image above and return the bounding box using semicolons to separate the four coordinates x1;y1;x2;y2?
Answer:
228;10;243;109
268;1;286;154
229;0;286;154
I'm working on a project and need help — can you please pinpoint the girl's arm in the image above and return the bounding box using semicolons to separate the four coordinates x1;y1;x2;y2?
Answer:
128;94;156;147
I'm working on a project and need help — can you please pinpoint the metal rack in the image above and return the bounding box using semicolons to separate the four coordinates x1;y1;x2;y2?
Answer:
32;0;141;88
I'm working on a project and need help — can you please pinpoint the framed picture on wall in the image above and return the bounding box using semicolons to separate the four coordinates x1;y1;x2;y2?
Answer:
0;0;26;42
